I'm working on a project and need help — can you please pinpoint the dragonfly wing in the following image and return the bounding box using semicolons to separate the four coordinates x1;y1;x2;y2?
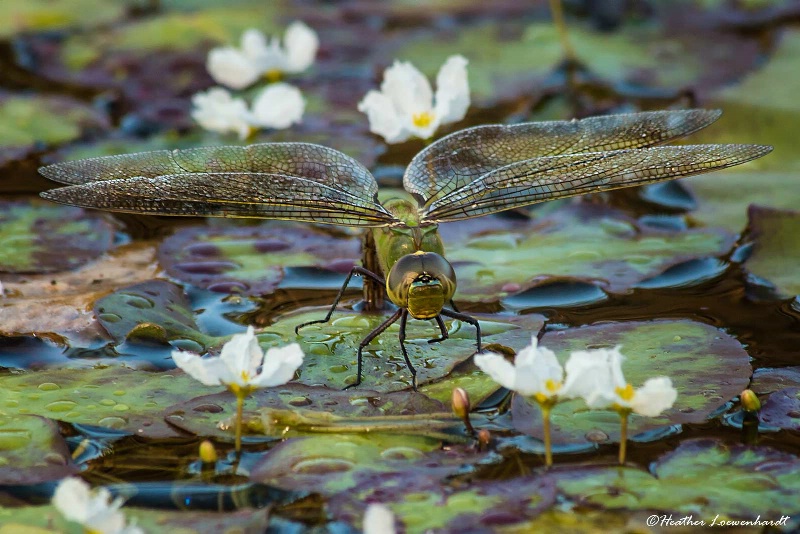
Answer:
404;109;723;208
423;144;772;222
40;142;381;201
41;172;398;227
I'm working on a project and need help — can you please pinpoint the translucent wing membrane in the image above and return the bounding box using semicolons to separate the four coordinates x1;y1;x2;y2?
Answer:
404;109;723;208
41;173;397;227
423;144;772;222
39;143;397;227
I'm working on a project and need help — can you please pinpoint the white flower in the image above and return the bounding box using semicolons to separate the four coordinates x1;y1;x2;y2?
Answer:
561;345;677;417
172;326;304;391
363;503;396;534
474;336;563;405
207;23;319;89
191;87;252;140
250;82;305;129
358;54;470;143
52;477;143;534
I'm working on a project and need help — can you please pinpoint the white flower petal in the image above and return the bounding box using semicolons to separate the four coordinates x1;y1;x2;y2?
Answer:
250;82;305;130
240;28;269;60
357;90;409;143
474;352;523;393
220;326;263;384
52;478;142;534
608;345;627;390
560;349;617;407
53;477;92;522
363;503;396;534
206;47;262;90
434;54;470;124
172;350;232;386
252;343;305;387
630;377;678;417
191;88;252;139
284;21;318;73
380;60;433;119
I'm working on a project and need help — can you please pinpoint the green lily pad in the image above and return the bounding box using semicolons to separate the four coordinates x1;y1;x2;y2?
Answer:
158;222;362;295
741;206;800;298
554;439;800;517
0;199;114;274
0;95;106;151
0;367;199;439
94;279;224;349
327;472;556;533
249;434;486;495
759;387;800;431
164;383;448;441
0;0;126;38
511;320;751;444
0;415;76;484
286;310;542;392
441;204;735;300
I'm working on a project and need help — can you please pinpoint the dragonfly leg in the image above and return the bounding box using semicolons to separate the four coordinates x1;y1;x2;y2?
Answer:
427;315;449;344
440;308;482;352
295;266;385;334
449;299;460;313
397;309;418;390
344;307;404;390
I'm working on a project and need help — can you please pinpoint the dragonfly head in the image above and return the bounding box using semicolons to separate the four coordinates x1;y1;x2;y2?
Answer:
386;251;456;320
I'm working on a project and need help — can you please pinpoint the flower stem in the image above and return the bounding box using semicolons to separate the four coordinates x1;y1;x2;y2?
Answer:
548;0;577;62
235;393;245;453
541;404;553;468
618;412;628;465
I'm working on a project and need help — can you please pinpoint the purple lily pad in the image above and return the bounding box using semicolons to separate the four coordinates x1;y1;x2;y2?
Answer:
751;367;800;395
511;319;751;444
759;387;800;431
158;221;361;295
0;199;114;274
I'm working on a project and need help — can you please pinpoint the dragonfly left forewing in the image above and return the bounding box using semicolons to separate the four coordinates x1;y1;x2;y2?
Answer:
422;144;773;222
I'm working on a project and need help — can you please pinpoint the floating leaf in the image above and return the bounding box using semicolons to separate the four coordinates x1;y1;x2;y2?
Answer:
0;367;197;439
327;472;556;533
741;206;800;298
511;320;751;444
0;96;107;151
0;415;76;484
158;222;362;295
554;439;800;517
441;204;734;300
0;0;126;38
94;280;223;349
0;199;114;274
751;367;800;395
759;387;800;431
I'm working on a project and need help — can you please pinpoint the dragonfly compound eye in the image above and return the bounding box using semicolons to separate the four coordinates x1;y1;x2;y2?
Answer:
386;252;456;320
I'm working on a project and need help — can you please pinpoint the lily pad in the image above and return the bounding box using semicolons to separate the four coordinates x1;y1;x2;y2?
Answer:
0;95;107;151
511;320;751;444
327;472;556;533
249;434;486;495
0;0;126;38
740;206;800;298
751;366;800;395
0;367;199;439
759;387;800;431
286;310;542;392
0;415;76;484
440;204;735;300
164;383;448;441
0;199;114;274
158;222;362;295
94;279;223;349
554;439;800;517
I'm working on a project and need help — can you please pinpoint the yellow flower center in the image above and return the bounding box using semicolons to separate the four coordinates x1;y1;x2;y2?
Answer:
545;379;561;394
616;383;635;401
240;370;251;382
533;380;562;407
265;69;283;82
412;111;434;128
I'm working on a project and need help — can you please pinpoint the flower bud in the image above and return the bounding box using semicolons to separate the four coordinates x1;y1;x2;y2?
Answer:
477;429;491;450
199;440;218;464
740;389;761;412
451;387;471;418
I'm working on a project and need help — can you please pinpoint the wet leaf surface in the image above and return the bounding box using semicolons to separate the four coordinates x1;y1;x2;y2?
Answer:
759;387;800;431
511;320;751;444
0;415;76;484
741;206;800;298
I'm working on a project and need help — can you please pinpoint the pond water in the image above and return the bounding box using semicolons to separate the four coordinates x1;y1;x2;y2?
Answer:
1;1;799;532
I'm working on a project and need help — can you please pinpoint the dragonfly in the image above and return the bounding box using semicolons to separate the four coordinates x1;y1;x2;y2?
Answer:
39;109;771;389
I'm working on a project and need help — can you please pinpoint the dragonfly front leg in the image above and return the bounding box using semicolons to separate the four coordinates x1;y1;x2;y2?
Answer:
397;309;417;390
440;308;482;352
295;266;385;334
427;315;449;344
345;308;404;390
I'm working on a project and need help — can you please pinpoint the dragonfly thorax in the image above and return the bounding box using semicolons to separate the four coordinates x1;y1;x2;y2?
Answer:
386;251;456;320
